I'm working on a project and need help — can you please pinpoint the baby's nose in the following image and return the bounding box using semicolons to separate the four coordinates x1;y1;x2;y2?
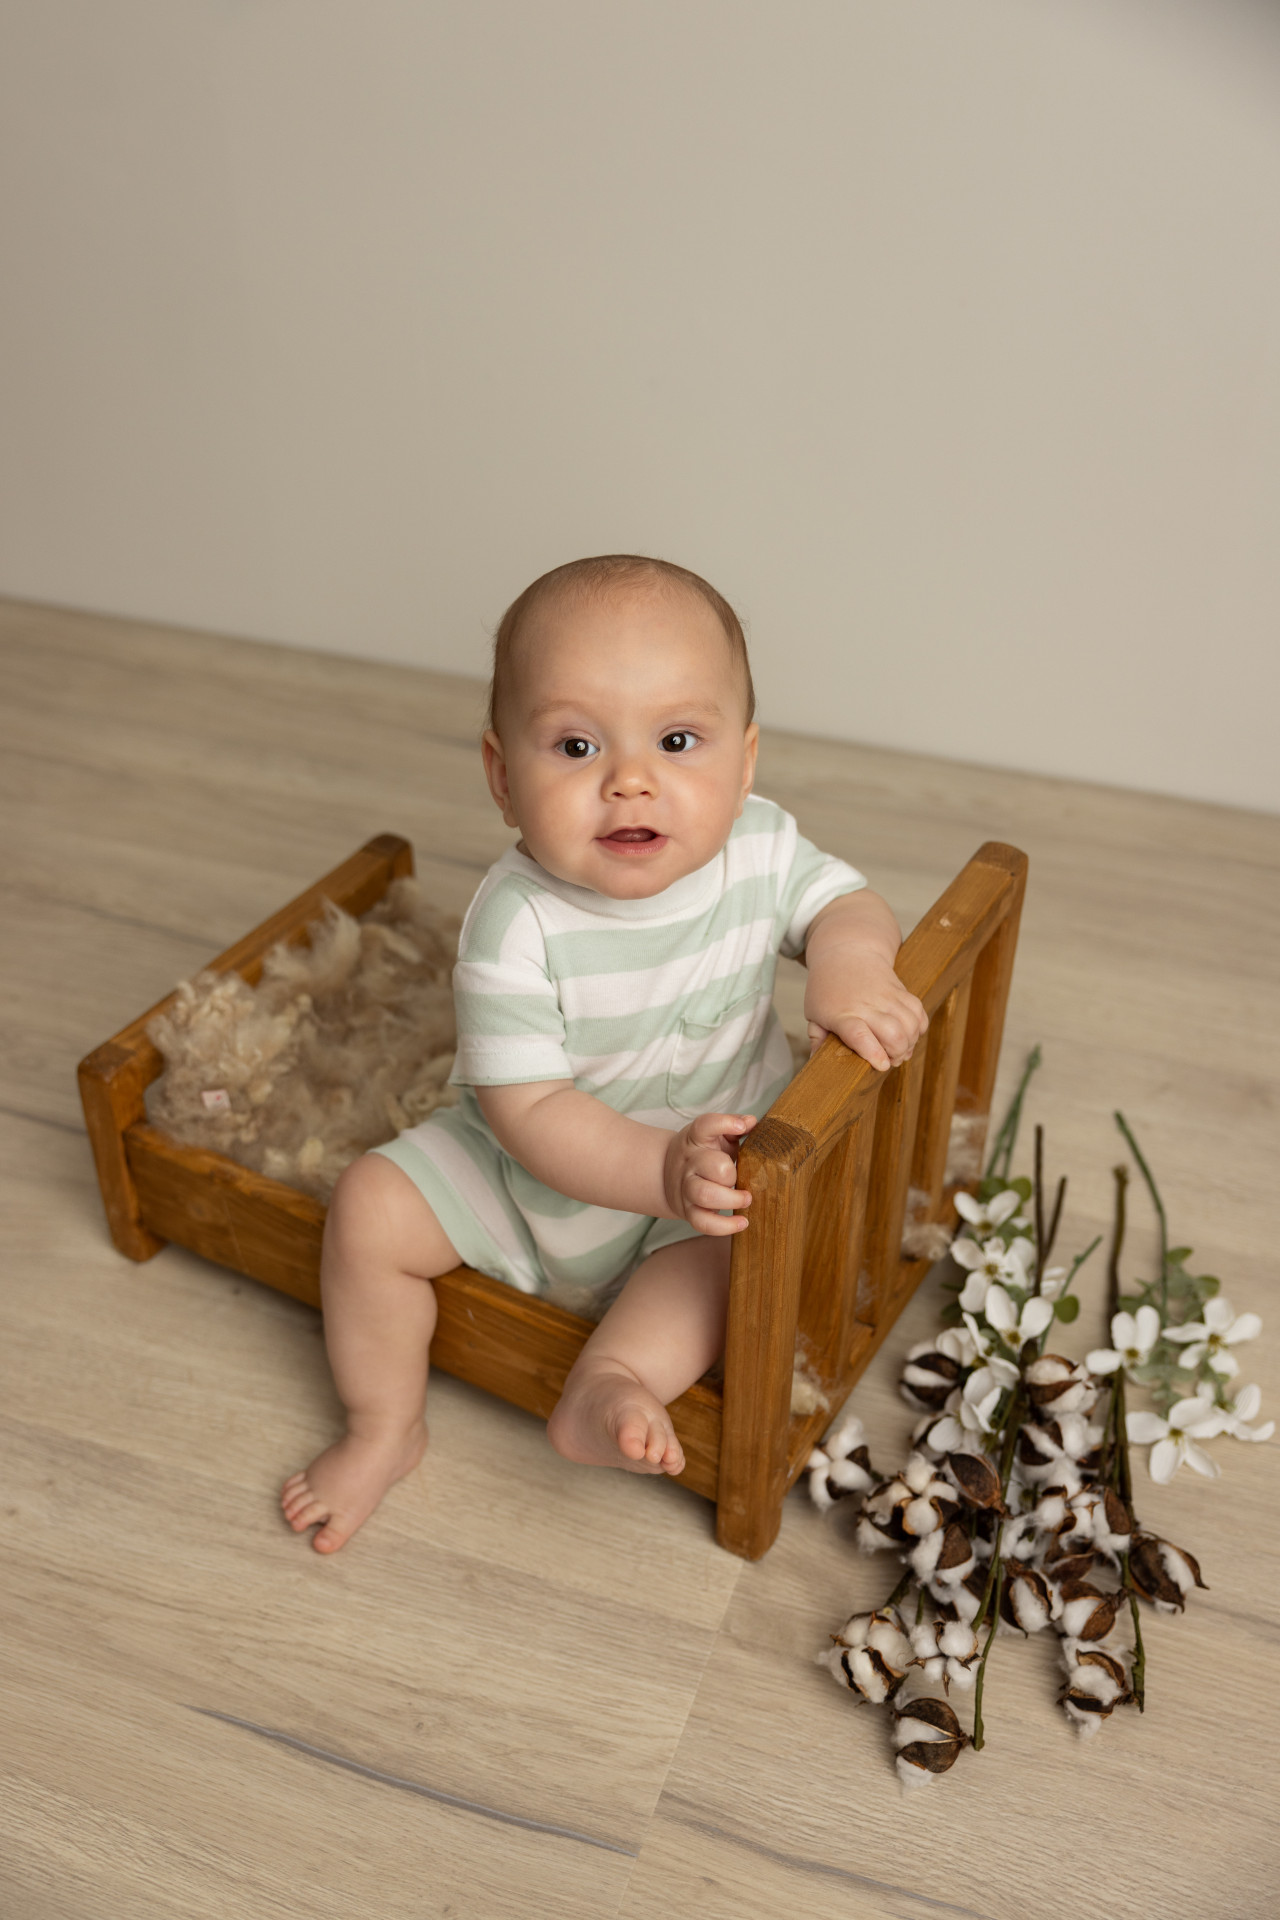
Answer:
604;752;657;798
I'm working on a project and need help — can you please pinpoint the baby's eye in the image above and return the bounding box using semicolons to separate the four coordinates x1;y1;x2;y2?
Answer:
659;731;699;754
557;736;598;760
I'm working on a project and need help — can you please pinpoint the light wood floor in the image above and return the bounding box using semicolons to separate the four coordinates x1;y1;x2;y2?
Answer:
3;596;1278;1920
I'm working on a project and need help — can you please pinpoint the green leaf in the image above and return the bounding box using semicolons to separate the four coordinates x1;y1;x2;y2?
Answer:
1011;1177;1033;1203
1117;1293;1143;1313
939;1301;963;1326
1195;1274;1221;1299
1165;1247;1193;1266
977;1177;1003;1203
1053;1295;1080;1322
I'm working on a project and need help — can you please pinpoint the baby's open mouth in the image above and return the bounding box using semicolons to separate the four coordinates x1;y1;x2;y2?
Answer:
598;827;667;853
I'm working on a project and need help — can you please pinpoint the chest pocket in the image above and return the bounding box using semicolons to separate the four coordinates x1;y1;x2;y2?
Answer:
665;989;766;1122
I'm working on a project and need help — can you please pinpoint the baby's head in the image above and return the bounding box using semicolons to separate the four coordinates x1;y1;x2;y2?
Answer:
482;555;759;899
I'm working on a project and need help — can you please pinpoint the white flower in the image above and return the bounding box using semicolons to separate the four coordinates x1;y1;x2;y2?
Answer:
1039;1266;1068;1300
1127;1396;1224;1483
982;1282;1054;1355
953;1188;1022;1238
952;1236;1026;1313
1086;1305;1162;1377
1164;1297;1262;1378
958;1362;1017;1434
1215;1382;1275;1443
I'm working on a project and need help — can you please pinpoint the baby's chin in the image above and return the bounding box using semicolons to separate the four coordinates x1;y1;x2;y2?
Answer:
521;835;709;898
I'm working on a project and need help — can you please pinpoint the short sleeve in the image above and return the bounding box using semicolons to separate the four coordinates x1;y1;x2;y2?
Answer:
448;878;573;1086
775;829;867;960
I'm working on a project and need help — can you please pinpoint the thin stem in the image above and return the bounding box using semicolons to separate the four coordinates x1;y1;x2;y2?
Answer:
1106;1163;1128;1320
882;1568;914;1614
1104;1161;1145;1711
1043;1176;1067;1271
1115;1111;1169;1318
1056;1235;1102;1302
1125;1572;1147;1713
984;1046;1042;1180
971;1381;1025;1751
1033;1125;1046;1282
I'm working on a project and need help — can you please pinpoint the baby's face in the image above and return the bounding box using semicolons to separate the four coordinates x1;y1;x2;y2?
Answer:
483;585;759;899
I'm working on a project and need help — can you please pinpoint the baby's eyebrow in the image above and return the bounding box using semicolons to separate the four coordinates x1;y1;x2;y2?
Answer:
526;699;726;724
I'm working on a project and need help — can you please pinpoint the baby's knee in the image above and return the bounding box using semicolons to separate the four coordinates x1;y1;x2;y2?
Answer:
323;1153;451;1274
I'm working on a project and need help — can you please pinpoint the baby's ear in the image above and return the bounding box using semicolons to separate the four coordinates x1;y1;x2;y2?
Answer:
482;729;520;828
737;722;760;809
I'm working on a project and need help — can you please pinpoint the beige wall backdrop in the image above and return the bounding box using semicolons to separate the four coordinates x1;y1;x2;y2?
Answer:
1;0;1277;811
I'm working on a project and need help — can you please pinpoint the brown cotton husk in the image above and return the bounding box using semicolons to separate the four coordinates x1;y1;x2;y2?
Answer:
893;1696;969;1777
944;1452;1005;1510
1127;1534;1209;1612
145;878;460;1199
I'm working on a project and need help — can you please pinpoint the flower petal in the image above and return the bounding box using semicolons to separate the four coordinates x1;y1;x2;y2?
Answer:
984;1284;1016;1333
951;1237;985;1270
1021;1297;1054;1341
1086;1348;1122;1374
1110;1311;1138;1352
1148;1437;1179;1484
1231;1384;1262;1421
1182;1440;1220;1479
1223;1312;1262;1345
1202;1297;1234;1334
1133;1305;1162;1353
1127;1410;1168;1444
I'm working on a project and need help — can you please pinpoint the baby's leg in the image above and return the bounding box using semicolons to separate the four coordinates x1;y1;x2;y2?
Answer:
280;1154;459;1552
547;1236;730;1477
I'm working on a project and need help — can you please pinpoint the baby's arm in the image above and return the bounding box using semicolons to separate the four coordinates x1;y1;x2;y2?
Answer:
802;890;928;1072
475;1084;754;1235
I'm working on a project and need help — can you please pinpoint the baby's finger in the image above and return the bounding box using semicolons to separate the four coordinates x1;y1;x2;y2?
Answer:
685;1174;751;1214
688;1204;750;1236
690;1110;756;1146
840;1019;893;1073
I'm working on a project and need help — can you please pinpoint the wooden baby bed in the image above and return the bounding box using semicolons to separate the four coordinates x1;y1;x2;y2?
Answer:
79;832;1027;1561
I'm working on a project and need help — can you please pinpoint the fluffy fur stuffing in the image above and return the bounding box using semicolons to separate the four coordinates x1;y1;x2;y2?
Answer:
146;878;460;1199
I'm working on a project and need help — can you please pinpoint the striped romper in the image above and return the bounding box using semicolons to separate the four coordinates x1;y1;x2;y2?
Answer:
372;794;866;1318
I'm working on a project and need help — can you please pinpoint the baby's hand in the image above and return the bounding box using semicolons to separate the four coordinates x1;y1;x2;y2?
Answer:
663;1111;756;1235
806;961;928;1073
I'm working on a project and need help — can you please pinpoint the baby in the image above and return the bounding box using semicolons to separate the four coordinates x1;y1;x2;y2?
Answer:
281;555;927;1551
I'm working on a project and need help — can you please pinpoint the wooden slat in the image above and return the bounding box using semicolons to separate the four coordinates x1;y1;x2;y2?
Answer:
796;1103;875;1395
856;1044;927;1323
955;842;1029;1130
127;1123;326;1305
716;1116;815;1560
908;970;973;1217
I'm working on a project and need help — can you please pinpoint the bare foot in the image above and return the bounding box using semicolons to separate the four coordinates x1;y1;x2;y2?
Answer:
547;1364;685;1477
280;1425;427;1553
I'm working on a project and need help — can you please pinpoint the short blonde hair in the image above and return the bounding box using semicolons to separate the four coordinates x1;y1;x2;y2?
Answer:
487;554;755;732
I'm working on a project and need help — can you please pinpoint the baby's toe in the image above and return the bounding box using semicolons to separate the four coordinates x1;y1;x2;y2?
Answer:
312;1519;353;1554
615;1411;651;1462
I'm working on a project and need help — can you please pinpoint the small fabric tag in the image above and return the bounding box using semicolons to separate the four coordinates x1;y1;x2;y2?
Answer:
201;1088;231;1111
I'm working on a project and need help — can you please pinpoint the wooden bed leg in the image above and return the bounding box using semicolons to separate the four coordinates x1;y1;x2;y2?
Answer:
78;1038;166;1261
715;1116;814;1560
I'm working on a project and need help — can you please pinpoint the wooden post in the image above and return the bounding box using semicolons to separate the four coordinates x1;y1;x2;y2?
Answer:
716;1114;815;1560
